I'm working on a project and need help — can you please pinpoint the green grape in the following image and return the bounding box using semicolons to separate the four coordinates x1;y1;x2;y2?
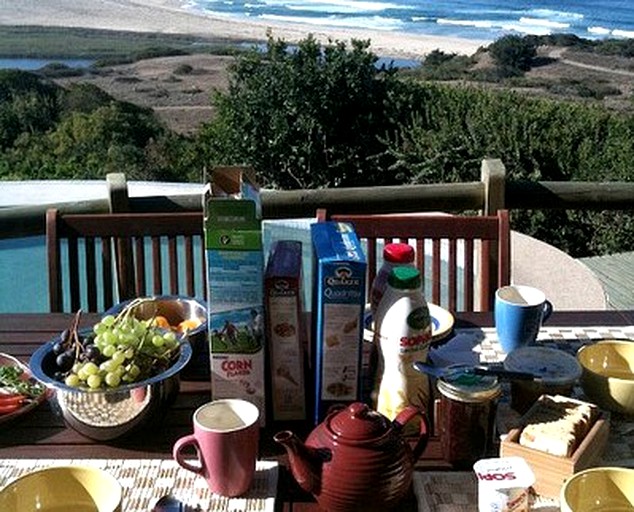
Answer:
152;335;165;348
65;374;81;387
99;360;114;373
123;347;135;359
102;344;116;358
77;366;89;381
83;361;99;376
101;315;116;327
103;331;117;345
87;374;102;389
105;372;121;387
127;364;141;379
112;351;125;365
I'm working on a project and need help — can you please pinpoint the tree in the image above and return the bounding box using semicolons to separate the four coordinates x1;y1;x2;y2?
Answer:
198;35;404;189
488;35;537;73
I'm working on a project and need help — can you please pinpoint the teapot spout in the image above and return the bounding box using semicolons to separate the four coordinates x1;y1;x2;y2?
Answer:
274;430;326;495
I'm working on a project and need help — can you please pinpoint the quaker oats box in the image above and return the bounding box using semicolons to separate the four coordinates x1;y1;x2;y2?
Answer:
264;239;307;421
310;221;367;424
203;166;266;425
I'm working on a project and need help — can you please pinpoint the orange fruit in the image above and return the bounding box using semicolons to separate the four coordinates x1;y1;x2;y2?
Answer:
151;315;171;329
178;319;201;333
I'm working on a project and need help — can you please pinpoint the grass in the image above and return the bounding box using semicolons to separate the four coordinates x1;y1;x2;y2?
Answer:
0;25;254;60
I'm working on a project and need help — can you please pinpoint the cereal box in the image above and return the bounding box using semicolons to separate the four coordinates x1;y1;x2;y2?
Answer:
265;240;306;421
310;221;366;424
204;166;266;424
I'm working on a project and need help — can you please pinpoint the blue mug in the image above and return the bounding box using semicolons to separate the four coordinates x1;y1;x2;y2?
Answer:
494;285;553;354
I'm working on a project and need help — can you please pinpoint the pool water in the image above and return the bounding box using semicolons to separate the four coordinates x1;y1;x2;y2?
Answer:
0;236;48;313
0;221;462;313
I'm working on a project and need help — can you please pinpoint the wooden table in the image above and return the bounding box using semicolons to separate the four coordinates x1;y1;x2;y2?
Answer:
1;310;633;511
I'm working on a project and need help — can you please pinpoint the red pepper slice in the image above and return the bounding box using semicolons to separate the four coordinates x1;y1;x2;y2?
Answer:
0;402;23;414
0;394;25;406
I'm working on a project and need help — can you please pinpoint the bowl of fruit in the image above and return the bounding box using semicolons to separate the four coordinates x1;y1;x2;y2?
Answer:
29;299;192;441
104;295;207;380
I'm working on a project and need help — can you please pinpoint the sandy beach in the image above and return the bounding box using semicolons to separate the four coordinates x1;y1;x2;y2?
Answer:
1;0;491;59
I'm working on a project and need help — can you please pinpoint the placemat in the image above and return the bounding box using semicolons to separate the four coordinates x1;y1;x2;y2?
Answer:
413;472;559;511
0;459;278;512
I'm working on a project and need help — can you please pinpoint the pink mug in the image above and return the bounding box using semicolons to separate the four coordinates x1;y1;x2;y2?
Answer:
173;399;260;497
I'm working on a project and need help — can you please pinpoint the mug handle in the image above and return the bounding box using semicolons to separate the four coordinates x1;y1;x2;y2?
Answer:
173;434;205;476
542;300;553;323
393;405;429;461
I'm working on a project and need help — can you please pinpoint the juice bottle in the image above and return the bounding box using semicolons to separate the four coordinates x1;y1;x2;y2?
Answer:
369;243;415;317
374;266;433;422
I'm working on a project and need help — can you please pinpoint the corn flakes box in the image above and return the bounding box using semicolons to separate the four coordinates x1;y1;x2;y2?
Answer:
204;166;266;424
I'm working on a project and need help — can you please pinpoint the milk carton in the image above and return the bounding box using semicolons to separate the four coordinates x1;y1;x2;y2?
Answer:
204;166;266;424
265;240;307;421
310;221;366;424
473;457;535;512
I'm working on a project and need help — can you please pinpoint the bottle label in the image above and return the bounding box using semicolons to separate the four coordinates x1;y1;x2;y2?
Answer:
376;297;432;421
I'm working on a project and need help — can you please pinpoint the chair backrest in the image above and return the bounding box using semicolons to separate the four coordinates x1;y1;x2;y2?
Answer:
46;208;206;313
327;210;511;312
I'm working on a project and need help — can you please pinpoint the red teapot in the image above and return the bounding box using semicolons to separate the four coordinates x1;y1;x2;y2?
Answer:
274;402;429;512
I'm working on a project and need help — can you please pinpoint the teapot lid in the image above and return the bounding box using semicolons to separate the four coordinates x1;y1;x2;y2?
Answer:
328;402;391;441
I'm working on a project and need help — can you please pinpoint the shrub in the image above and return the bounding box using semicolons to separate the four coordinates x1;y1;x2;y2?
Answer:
488;35;537;73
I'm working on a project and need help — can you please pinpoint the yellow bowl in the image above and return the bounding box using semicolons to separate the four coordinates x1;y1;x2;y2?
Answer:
577;340;634;414
0;466;123;512
560;467;634;512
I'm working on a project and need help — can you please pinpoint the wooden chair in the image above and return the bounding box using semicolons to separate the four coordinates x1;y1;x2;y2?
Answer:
323;210;511;312
46;208;206;313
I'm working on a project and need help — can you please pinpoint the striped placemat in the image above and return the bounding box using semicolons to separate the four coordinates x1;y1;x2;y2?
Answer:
0;459;278;512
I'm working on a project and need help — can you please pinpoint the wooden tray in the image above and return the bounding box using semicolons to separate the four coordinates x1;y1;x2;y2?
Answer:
500;405;609;499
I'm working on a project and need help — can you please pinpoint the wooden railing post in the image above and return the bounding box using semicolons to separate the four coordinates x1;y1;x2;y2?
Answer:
106;173;134;302
106;173;130;213
481;159;506;215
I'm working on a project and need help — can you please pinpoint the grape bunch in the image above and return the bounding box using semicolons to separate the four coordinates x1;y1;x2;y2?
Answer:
52;303;180;390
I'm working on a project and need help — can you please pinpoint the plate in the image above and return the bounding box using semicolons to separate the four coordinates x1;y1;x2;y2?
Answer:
363;302;454;344
0;353;49;426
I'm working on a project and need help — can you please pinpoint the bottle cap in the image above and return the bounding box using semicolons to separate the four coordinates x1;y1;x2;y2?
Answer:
387;266;421;290
383;243;415;264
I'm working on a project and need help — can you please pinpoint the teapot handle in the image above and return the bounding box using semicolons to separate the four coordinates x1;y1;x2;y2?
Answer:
393;405;429;461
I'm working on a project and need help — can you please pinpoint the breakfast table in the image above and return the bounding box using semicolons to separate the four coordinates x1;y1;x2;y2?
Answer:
1;310;634;511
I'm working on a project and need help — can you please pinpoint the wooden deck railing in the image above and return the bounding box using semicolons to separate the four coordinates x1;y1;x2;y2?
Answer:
1;159;633;240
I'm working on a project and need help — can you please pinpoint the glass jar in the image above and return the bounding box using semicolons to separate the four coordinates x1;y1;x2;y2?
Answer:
437;368;501;469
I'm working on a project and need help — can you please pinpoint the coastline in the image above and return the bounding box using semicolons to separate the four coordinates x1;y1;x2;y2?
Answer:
0;0;492;59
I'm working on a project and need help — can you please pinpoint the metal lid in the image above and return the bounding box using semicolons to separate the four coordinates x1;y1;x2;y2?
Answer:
503;346;581;385
437;365;501;403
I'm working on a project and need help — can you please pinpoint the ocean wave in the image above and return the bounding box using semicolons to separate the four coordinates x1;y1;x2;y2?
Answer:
436;18;495;29
518;17;570;29
260;0;410;12
612;28;634;38
258;13;404;30
528;8;584;21
588;26;611;35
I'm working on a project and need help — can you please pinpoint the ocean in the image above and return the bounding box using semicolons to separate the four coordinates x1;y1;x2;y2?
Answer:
185;0;634;42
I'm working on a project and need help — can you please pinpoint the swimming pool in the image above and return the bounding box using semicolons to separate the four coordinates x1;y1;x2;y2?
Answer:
0;219;461;313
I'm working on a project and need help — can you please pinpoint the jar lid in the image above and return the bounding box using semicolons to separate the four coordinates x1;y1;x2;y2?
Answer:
387;266;421;290
383;243;415;264
437;365;501;403
503;346;581;385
